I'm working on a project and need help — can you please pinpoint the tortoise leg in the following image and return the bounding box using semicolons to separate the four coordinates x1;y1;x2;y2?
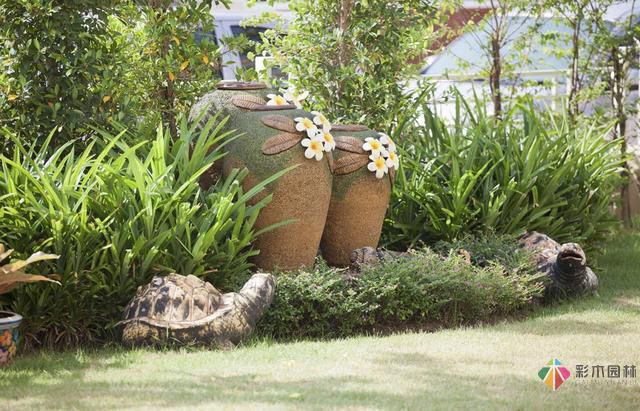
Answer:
215;339;235;351
123;323;162;347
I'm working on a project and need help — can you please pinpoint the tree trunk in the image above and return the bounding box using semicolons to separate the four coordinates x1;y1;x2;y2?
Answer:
611;47;632;227
489;34;502;118
338;0;353;66
567;16;582;120
150;0;177;139
335;0;353;104
162;37;178;139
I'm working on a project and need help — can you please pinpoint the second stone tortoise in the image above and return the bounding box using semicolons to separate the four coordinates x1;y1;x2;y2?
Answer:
518;231;598;300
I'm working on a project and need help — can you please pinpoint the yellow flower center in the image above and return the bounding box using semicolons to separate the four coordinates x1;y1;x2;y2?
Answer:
274;95;286;105
303;118;314;129
319;115;327;124
323;133;334;143
374;157;385;169
310;140;322;152
370;140;381;150
389;152;397;161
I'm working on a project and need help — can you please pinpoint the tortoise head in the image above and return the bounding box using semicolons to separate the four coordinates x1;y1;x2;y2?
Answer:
556;243;586;276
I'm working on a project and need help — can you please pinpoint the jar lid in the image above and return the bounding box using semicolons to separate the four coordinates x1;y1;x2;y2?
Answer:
216;81;267;90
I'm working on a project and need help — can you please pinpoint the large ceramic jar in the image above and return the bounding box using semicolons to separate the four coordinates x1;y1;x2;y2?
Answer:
320;126;396;266
190;82;333;271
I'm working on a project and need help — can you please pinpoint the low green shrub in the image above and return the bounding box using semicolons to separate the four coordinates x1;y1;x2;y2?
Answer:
383;92;625;250
258;246;545;340
434;233;530;272
0;115;288;349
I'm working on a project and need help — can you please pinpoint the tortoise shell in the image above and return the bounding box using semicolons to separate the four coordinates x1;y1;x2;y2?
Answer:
121;274;223;330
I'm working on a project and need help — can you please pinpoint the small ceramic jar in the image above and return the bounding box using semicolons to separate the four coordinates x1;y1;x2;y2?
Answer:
320;126;396;266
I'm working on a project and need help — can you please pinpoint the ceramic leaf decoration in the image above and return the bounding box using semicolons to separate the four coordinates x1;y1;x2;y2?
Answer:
261;133;304;155
231;94;267;110
333;153;370;175
261;115;298;133
334;136;367;154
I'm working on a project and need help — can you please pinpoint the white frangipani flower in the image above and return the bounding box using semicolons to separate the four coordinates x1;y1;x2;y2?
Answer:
368;154;388;179
385;150;400;169
319;130;335;152
283;88;309;109
266;94;288;106
311;111;331;131
294;117;318;138
301;135;324;161
379;132;396;153
362;137;388;157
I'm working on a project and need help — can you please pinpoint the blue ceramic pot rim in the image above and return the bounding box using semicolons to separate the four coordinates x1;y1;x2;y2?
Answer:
0;311;22;329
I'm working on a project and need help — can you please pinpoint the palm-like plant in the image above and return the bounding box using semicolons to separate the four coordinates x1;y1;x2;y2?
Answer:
0;245;59;294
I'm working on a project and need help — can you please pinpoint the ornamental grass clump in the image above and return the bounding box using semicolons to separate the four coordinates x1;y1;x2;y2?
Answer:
383;91;624;250
0;114;288;349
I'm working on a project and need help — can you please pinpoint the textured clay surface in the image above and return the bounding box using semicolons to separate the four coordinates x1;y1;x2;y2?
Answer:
321;173;391;266
248;149;332;271
223;154;332;271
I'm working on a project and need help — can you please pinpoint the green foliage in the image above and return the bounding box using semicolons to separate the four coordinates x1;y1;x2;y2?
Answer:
118;0;230;136
258;246;544;340
0;115;287;348
259;0;436;129
382;90;625;250
0;0;230;146
0;0;126;146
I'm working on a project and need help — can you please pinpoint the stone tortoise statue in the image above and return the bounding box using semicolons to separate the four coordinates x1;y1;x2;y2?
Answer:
349;231;598;302
119;272;275;349
517;231;598;300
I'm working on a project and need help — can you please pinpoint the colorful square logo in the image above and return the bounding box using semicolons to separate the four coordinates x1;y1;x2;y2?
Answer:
538;359;571;390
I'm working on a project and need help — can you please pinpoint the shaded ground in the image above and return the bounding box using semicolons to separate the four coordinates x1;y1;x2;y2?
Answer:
1;231;639;410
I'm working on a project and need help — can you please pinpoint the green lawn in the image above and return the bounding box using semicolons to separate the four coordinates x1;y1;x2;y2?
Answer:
2;231;639;410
